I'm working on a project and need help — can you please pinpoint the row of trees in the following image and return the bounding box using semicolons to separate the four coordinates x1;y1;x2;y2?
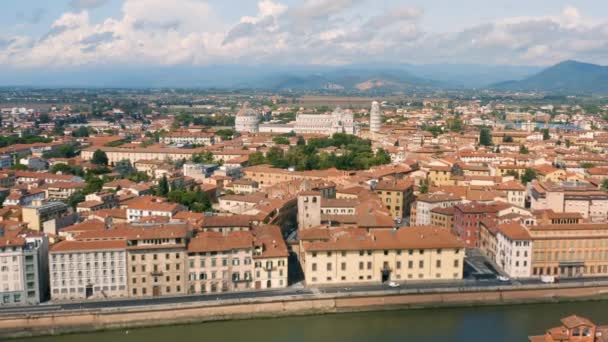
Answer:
156;175;212;213
249;133;391;171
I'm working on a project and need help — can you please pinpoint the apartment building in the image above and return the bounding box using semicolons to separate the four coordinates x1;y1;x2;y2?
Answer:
126;197;186;222
81;146;207;164
374;179;414;219
300;226;464;285
252;225;288;289
126;225;189;297
529;223;608;278
22;201;70;232
43;182;86;200
496;180;526;207
427;166;453;186
49;239;127;300
161;131;215;146
495;222;533;278
430;206;455;230
242;165;350;188
0;230;49;305
452;202;507;248
530;181;608;222
413;193;461;226
186;231;254;293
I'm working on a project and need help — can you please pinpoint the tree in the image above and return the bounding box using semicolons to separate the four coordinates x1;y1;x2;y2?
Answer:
419;180;429;194
521;168;537;185
519;145;529;154
479;128;492;146
602;179;608;192
542;128;551;140
10;164;28;171
215;129;234;140
114;159;136;177
156;175;169;197
72;126;91;137
91;149;108;166
296;136;306;146
273;136;290;145
67;191;85;209
502;135;513;143
84;178;104;195
192;151;214;164
505;170;520;180
248;152;266;166
50;163;72;174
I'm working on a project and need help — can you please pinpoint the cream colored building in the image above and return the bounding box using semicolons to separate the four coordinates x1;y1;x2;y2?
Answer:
529;223;608;278
300;226;464;286
81;146;207;164
126;225;189;297
252;225;288;289
187;231;254;293
49;239;128;300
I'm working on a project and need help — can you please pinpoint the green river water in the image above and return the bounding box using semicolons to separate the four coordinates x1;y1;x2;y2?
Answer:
14;300;608;342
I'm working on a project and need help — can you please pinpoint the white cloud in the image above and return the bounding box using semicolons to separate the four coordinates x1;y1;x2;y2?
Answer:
1;3;608;68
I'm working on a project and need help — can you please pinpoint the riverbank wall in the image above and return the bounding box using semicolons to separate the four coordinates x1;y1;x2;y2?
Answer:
3;282;608;339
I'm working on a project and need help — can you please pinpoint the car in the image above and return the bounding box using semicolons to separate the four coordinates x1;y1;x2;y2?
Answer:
497;275;510;282
387;281;400;288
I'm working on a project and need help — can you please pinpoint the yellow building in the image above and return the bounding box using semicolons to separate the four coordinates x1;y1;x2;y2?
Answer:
300;226;464;285
430;206;455;230
428;166;454;186
81;146;207;165
529;223;608;278
374;179;414;219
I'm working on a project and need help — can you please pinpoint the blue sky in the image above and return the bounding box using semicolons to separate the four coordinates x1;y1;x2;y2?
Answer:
1;0;607;68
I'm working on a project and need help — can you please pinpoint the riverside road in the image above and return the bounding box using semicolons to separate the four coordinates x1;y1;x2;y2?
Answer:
2;276;608;316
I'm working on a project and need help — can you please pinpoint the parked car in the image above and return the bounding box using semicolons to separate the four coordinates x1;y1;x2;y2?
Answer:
388;281;400;288
541;275;556;283
497;275;510;282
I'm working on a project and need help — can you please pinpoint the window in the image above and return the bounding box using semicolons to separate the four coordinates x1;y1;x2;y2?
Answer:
454;260;460;268
312;263;317;271
396;261;401;269
436;260;441;268
359;262;364;270
367;262;372;270
341;262;346;271
408;261;413;269
419;261;424;268
326;263;332;271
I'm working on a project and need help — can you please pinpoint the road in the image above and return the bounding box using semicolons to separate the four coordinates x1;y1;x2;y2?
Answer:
3;275;608;316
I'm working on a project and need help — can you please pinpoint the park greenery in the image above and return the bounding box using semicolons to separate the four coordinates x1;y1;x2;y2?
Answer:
0;135;51;148
249;133;391;171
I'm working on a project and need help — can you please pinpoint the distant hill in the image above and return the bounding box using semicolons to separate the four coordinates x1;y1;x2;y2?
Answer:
491;60;608;94
259;68;443;92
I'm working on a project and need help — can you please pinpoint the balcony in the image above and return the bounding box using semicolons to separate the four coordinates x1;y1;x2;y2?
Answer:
150;270;164;276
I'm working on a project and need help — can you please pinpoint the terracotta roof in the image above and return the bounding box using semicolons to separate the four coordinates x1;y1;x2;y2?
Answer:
51;239;126;252
252;225;288;258
497;222;531;240
561;315;594;329
200;215;251;228
303;226;464;252
188;231;253;253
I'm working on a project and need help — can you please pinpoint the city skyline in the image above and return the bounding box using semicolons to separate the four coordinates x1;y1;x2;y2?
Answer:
0;0;607;70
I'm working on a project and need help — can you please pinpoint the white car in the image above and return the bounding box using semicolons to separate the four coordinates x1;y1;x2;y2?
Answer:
388;281;400;288
497;276;510;282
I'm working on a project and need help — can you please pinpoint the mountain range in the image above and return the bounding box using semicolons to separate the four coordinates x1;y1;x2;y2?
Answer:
490;60;608;94
1;60;607;94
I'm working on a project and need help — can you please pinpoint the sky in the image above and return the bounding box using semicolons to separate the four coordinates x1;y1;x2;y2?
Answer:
0;0;607;69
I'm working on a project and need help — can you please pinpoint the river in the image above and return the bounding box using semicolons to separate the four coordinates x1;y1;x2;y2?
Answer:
14;300;608;342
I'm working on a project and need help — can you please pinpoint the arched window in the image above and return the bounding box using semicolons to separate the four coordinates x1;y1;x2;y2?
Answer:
572;328;581;336
312;197;317;203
